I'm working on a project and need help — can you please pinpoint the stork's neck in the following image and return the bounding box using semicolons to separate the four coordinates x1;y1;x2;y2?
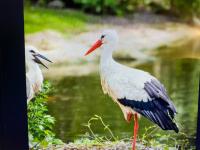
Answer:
101;44;115;62
26;61;43;83
26;60;39;72
100;44;116;75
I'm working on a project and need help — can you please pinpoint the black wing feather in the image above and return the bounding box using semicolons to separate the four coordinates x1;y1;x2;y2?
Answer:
118;79;179;133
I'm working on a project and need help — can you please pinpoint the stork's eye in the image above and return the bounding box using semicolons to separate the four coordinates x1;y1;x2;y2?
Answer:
101;35;105;39
30;50;35;53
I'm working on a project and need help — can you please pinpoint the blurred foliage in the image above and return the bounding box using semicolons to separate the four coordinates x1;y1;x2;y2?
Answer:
73;0;200;18
28;81;63;149
25;0;200;21
73;0;137;15
167;0;200;20
24;7;88;34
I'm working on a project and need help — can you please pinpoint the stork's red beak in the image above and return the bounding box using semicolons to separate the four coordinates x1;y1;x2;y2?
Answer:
84;39;102;56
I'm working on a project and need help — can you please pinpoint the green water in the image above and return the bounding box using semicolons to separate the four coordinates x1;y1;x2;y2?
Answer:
47;40;200;147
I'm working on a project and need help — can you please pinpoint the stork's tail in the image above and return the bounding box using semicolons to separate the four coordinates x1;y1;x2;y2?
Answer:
150;109;179;133
137;103;179;133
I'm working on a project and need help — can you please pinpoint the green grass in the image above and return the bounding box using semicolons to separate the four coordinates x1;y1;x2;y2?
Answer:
24;7;91;34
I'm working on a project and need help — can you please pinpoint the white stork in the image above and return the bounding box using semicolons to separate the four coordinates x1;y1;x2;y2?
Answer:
25;45;52;101
84;30;179;150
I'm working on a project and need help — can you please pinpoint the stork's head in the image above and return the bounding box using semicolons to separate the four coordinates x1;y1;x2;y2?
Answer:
84;29;119;56
25;45;52;69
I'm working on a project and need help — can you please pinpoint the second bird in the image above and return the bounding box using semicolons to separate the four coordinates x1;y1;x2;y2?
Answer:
25;45;52;102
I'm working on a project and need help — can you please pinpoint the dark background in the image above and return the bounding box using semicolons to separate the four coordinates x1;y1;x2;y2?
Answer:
0;0;28;150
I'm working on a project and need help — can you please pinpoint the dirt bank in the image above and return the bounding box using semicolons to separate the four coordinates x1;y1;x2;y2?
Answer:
26;22;200;78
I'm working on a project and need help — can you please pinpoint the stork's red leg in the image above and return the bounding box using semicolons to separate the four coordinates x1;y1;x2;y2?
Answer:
132;114;139;150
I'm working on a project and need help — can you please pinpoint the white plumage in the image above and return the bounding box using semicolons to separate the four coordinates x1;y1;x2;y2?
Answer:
100;59;153;116
26;75;34;101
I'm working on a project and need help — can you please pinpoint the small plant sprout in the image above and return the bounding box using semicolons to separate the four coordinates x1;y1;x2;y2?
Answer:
84;115;118;143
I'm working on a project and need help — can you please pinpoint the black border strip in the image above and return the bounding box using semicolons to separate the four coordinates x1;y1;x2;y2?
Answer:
0;0;29;149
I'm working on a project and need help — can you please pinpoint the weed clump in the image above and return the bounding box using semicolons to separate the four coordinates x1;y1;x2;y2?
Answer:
28;81;63;149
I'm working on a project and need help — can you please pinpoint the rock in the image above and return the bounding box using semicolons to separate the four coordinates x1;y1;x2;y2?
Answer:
48;0;64;9
193;16;200;26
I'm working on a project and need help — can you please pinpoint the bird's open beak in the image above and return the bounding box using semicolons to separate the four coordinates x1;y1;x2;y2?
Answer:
84;39;102;56
33;53;53;69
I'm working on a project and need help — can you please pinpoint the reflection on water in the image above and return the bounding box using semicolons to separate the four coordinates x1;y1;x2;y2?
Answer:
47;39;200;146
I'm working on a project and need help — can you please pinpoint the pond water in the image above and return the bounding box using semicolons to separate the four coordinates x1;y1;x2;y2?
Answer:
47;38;200;147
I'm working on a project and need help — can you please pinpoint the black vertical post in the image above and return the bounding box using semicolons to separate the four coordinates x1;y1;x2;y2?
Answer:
197;77;200;150
0;0;29;150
